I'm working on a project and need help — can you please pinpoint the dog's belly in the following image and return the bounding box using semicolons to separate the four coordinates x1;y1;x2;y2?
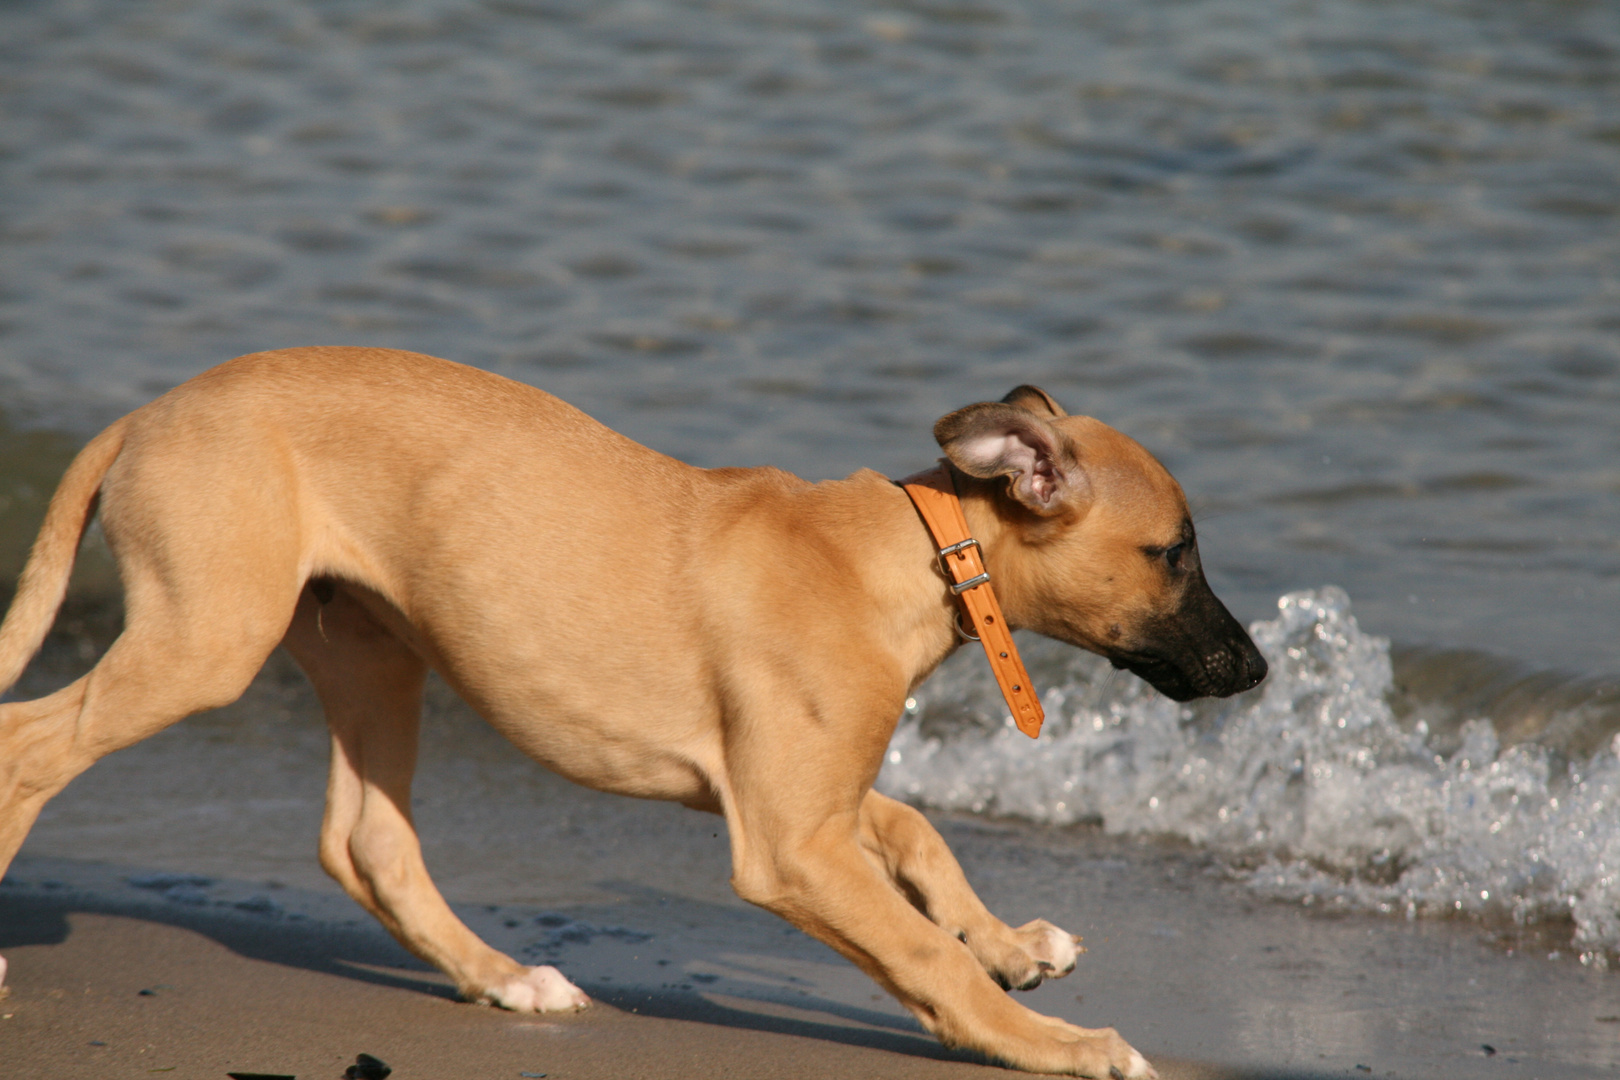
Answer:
478;697;722;806
335;561;727;808
422;640;725;807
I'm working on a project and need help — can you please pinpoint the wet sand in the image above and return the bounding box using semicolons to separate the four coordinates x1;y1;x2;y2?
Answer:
0;881;1242;1080
4;829;1617;1080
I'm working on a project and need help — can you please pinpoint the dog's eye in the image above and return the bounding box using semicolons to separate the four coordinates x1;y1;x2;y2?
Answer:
1164;543;1185;569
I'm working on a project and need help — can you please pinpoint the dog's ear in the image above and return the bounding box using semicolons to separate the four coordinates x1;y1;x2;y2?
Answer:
934;402;1089;516
1000;385;1067;419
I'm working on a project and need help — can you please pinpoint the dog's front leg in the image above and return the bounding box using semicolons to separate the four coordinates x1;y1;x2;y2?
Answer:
858;791;1083;992
724;772;1153;1077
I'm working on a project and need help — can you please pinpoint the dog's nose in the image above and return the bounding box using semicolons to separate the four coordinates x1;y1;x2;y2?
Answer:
1236;641;1268;691
1208;636;1267;696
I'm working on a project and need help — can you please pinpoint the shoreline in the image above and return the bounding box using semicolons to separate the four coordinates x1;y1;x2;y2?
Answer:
5;840;1616;1080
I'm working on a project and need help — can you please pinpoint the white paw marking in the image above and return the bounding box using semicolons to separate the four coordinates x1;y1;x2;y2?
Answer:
488;966;589;1012
1024;920;1082;977
0;953;7;990
1122;1047;1156;1079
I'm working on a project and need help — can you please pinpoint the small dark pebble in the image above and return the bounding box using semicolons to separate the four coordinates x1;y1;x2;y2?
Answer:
234;895;281;915
1598;1015;1620;1023
138;989;157;996
128;873;213;890
1482;1044;1497;1056
345;1053;391;1080
520;1073;547;1078
88;1040;106;1046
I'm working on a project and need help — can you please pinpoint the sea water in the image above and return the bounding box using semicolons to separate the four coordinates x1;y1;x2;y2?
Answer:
881;587;1620;964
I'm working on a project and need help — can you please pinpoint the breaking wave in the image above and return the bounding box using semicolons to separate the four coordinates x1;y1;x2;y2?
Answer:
879;588;1620;965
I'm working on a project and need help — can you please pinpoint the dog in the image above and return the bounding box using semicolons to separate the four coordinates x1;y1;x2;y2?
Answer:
0;348;1265;1077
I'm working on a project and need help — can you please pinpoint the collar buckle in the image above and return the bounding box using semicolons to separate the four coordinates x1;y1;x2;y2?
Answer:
899;463;1045;739
935;537;990;594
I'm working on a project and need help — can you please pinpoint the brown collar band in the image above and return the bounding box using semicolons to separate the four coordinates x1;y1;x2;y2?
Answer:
900;464;1044;739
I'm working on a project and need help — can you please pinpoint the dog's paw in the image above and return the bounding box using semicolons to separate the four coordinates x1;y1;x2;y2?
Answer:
1014;918;1083;981
1058;1025;1155;1080
984;919;1083;990
1101;1044;1156;1080
1006;1015;1155;1078
483;966;590;1012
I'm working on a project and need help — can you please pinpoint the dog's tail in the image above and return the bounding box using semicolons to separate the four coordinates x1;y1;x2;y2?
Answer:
0;420;127;697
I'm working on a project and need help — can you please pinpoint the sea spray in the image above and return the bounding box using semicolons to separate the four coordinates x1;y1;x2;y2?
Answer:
879;587;1620;964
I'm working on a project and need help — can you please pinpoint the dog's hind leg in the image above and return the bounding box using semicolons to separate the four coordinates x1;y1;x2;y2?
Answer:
858;791;1083;991
0;548;298;887
0;408;336;896
281;583;588;1014
0;649;264;882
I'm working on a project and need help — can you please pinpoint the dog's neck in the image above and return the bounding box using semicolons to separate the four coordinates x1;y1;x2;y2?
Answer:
778;468;1027;716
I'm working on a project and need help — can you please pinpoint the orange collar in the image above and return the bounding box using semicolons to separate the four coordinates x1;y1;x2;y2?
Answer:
900;464;1044;739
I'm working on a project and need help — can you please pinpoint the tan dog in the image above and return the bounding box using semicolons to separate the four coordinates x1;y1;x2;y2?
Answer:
0;348;1265;1078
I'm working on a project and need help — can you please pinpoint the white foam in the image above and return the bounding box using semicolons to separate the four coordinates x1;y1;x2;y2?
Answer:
879;587;1620;964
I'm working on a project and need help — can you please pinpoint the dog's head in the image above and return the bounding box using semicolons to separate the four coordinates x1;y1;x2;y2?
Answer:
935;386;1266;702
